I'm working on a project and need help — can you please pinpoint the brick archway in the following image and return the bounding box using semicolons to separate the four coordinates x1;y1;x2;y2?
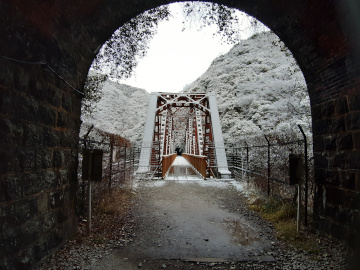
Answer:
1;0;359;268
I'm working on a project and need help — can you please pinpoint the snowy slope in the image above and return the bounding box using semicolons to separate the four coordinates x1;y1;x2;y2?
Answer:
81;31;311;146
80;76;150;144
184;31;311;143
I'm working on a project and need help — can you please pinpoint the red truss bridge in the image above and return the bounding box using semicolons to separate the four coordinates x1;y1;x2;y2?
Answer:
137;92;231;179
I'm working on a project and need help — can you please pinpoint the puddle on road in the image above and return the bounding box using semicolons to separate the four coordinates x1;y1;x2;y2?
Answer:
223;218;260;246
167;165;199;176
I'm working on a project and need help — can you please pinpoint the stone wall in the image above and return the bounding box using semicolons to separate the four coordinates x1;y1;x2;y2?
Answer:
0;62;81;268
0;0;359;268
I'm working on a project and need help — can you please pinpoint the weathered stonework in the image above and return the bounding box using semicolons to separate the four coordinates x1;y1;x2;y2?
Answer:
0;0;359;268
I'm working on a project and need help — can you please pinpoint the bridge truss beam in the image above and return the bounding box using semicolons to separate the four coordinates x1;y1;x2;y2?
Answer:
137;92;230;179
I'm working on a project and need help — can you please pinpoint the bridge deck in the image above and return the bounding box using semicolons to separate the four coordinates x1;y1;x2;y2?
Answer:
165;156;203;180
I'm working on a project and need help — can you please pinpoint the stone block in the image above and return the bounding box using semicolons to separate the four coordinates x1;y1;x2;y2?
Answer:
67;115;81;131
62;92;72;112
347;232;360;250
314;217;329;234
348;91;360;111
325;203;338;220
0;227;20;256
329;222;348;240
346;111;360;131
341;170;356;190
53;150;64;168
38;104;56;126
349;191;360;210
17;219;41;250
353;211;360;230
57;110;68;128
18;95;39;122
0;177;6;203
330;116;346;133
313;119;330;135
13;245;35;269
57;203;70;224
16;148;36;173
325;170;340;186
337;133;353;150
3;176;23;201
326;185;344;205
43;127;60;147
37;192;50;216
8;198;38;227
0;89;19;117
338;207;353;226
0;118;24;146
58;169;69;186
314;168;326;184
346;151;360;170
35;149;52;170
22;172;54;197
42;211;59;233
50;189;64;209
47;85;62;108
313;135;323;152
311;104;322;120
314;152;328;168
354;132;360;150
61;130;78;148
0;203;10;233
24;123;44;147
28;78;47;102
321;100;335;118
335;96;348;115
323;135;336;151
0;148;15;175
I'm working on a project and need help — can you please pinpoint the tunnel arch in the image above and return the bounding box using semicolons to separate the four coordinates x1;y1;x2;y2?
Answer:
1;0;359;268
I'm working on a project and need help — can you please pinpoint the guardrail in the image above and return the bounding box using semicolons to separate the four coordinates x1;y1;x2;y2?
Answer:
182;154;207;178
162;154;177;178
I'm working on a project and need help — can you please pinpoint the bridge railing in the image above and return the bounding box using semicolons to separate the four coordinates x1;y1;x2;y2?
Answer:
182;154;207;178
162;154;177;178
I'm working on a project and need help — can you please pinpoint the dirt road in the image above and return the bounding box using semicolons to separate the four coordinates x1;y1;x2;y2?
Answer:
39;177;350;269
90;179;279;269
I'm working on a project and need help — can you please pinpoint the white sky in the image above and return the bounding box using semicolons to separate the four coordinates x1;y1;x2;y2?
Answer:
118;3;266;93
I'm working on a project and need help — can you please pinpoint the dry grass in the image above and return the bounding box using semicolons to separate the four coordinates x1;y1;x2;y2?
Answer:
96;187;134;216
250;197;320;255
76;187;135;245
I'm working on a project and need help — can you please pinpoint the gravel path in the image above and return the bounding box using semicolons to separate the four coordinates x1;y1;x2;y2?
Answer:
38;179;352;269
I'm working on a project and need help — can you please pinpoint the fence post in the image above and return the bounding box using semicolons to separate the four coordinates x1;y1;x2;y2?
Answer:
108;139;113;191
298;124;308;226
246;141;249;184
265;135;270;196
86;150;93;235
124;145;127;182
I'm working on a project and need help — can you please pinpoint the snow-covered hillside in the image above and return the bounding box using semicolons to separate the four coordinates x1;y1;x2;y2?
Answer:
80;77;150;144
81;31;311;146
184;31;311;142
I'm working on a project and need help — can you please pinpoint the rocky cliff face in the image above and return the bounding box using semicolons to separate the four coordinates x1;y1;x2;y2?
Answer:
184;31;311;142
80;76;150;144
82;31;311;145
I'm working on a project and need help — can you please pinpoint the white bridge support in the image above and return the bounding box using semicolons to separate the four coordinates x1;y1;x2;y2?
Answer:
137;93;159;174
207;93;231;178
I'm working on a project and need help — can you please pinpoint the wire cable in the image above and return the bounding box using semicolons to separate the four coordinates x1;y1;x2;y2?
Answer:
0;55;84;96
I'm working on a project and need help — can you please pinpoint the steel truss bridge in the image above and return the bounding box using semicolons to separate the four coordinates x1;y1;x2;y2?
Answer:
137;92;230;179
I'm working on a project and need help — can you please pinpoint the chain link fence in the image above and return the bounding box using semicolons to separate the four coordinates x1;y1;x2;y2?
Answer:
226;127;314;219
77;125;141;217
